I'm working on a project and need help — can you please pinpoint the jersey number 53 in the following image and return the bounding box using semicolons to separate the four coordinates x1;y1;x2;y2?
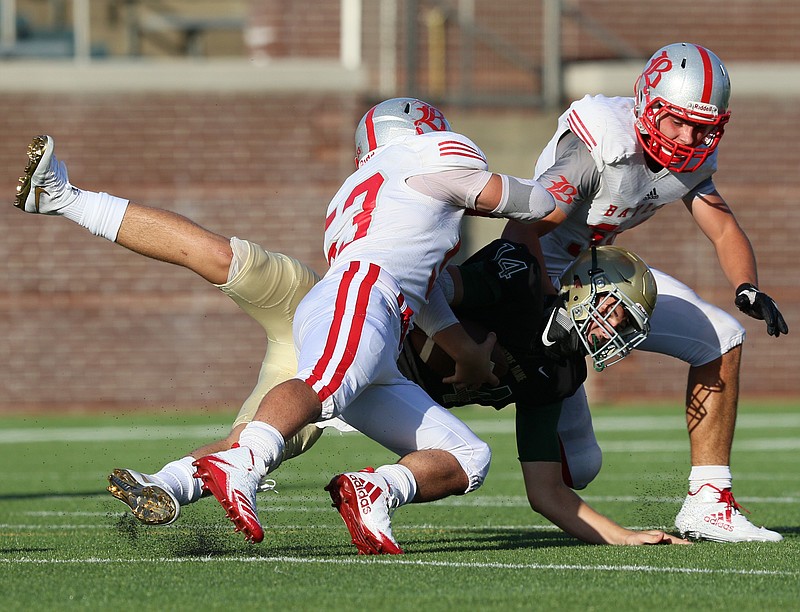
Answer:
325;172;385;265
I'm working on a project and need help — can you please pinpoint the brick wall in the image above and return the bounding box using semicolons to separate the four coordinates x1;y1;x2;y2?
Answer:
0;93;359;412
558;0;800;61
0;1;797;412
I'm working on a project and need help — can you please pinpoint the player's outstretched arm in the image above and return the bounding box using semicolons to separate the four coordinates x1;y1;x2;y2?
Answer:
686;191;788;337
473;174;556;222
521;461;690;545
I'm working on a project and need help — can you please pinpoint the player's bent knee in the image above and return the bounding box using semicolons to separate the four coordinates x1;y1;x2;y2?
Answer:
455;439;492;493
564;444;602;490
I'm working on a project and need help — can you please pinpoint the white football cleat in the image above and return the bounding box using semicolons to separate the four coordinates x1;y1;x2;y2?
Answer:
193;445;265;543
675;483;783;542
15;134;80;214
107;468;180;526
325;467;403;555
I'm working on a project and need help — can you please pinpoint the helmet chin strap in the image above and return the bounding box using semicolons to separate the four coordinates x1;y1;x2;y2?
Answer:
590;335;606;372
588;245;601;277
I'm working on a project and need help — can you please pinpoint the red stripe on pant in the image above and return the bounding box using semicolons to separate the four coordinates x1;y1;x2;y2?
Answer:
305;261;381;403
396;292;414;349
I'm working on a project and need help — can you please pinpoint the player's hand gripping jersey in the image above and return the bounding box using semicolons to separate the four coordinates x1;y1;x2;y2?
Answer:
323;131;489;314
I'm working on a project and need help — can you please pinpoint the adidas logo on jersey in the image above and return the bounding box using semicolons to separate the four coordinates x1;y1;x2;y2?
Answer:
642;188;659;201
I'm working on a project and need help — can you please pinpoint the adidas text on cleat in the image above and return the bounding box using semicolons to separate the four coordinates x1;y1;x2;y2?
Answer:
15;134;80;214
325;467;403;555
107;468;180;526
675;483;783;543
193;446;264;543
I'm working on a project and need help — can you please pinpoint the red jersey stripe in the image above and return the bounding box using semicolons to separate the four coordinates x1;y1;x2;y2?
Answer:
567;111;597;149
440;151;487;162
438;140;486;162
324;208;336;231
438;140;481;153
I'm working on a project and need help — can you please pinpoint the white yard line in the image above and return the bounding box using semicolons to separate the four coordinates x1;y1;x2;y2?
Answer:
1;413;799;444
599;438;800;452
14;493;800;511
0;555;796;577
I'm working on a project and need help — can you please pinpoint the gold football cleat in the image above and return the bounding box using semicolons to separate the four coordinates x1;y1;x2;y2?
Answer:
107;468;180;525
15;135;49;210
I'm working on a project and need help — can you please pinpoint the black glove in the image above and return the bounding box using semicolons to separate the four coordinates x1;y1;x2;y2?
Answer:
734;283;789;338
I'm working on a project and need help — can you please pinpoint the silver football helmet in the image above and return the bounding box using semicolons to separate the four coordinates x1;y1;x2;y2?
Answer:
559;246;658;371
354;97;452;167
634;43;731;172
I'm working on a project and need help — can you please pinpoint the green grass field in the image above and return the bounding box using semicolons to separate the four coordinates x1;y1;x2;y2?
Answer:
1;402;798;611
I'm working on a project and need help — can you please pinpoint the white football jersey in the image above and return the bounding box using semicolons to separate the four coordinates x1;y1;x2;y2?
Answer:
324;131;489;312
535;95;718;275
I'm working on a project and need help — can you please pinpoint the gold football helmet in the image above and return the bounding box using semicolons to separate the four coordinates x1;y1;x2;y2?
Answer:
559;246;658;370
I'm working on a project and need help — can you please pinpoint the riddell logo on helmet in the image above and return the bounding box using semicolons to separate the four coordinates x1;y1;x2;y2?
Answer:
358;150;377;168
686;101;719;116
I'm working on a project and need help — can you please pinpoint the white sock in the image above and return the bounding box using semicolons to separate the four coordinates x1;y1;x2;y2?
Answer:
78;191;129;241
238;420;286;471
149;456;203;505
688;465;732;493
375;463;417;508
58;188;129;241
58;188;87;224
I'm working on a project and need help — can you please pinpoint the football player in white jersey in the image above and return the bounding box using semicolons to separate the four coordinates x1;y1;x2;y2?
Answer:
16;98;562;553
189;97;563;550
503;42;787;543
15;134;688;547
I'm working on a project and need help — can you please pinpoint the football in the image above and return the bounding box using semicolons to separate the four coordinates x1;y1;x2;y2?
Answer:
407;321;508;380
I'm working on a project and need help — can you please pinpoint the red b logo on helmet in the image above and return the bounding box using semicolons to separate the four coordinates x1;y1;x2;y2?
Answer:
642;50;672;89
414;104;449;133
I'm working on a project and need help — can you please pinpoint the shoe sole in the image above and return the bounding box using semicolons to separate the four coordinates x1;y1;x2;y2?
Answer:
679;529;783;543
325;475;403;555
106;468;179;526
679;529;730;543
193;457;264;543
15;135;49;210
